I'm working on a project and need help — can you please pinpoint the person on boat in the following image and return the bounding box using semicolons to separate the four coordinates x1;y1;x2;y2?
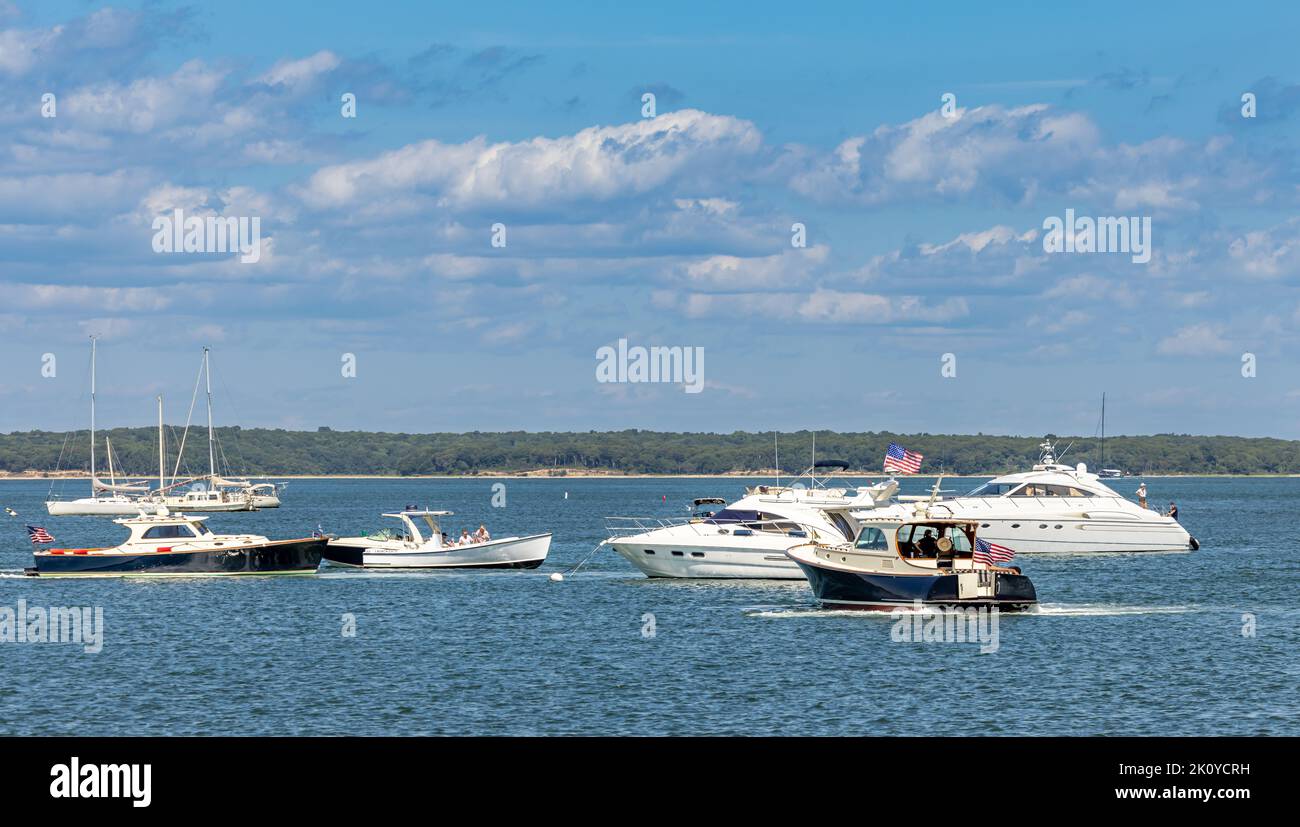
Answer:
440;532;451;547
1135;482;1148;509
1167;502;1179;521
916;529;939;558
459;528;473;545
474;524;491;543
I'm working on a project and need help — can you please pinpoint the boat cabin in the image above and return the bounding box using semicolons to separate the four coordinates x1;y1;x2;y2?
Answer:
842;516;1001;571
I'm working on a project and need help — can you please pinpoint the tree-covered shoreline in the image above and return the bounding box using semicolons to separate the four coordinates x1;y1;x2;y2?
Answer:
2;428;1297;477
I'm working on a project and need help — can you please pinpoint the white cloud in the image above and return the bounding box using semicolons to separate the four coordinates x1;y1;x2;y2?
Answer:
258;50;341;89
297;109;763;210
1156;323;1232;356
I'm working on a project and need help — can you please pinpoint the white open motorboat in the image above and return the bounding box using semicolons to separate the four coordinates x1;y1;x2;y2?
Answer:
896;441;1197;553
323;509;551;569
604;461;899;579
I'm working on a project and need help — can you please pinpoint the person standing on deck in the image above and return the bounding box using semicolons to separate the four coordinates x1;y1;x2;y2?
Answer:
1135;482;1148;510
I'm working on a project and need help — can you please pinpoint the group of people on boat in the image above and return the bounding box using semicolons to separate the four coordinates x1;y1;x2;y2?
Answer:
1134;483;1179;520
440;524;492;547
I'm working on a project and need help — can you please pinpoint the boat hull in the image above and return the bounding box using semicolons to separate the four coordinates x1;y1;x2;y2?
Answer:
792;560;1037;612
609;539;805;579
323;533;550;569
45;499;144;516
912;502;1195;553
28;538;325;577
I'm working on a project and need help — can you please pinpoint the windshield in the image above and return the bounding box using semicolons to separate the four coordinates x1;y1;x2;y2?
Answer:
964;481;1020;497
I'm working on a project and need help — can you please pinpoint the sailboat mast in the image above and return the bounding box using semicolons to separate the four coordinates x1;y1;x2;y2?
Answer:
89;336;97;493
158;395;165;491
1101;392;1106;465
204;347;215;479
774;432;780;488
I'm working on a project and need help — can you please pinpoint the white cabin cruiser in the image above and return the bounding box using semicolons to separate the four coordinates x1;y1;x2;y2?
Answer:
605;462;899;579
324;509;551;569
901;441;1196;553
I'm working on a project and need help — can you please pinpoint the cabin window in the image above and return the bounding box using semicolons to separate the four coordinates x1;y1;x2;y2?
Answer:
854;527;888;551
965;482;1020;497
897;523;974;559
142;524;196;539
828;512;856;542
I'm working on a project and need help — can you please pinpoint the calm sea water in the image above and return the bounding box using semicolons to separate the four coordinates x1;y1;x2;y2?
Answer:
0;476;1295;736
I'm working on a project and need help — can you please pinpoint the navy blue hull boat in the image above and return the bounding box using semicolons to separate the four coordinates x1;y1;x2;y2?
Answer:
26;511;323;577
786;516;1037;612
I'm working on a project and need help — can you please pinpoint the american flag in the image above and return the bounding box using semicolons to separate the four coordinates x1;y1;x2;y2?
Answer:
883;442;923;474
974;537;1016;565
26;525;55;545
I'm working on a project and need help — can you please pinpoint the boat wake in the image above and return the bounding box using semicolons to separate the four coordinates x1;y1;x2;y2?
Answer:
745;603;1199;619
1030;603;1196;617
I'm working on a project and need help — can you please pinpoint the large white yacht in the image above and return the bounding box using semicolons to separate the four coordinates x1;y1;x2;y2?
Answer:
912;441;1197;553
604;462;899;578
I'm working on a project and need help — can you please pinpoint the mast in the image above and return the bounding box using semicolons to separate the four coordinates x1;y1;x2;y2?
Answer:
774;432;780;488
106;436;115;487
204;347;215;479
89;335;97;494
158;395;166;492
1101;392;1106;465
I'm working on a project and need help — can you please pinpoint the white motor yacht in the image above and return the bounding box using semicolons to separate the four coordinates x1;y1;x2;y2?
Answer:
324;509;551;569
604;461;899;579
901;441;1196;553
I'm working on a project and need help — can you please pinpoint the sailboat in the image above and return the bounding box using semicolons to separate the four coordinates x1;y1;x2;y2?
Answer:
45;338;150;517
151;348;282;511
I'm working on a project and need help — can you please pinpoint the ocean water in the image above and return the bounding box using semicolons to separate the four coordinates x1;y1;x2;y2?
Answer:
0;476;1295;736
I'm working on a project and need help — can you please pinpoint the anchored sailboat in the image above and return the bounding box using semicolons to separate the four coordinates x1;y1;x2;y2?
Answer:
151;348;283;511
45;338;148;517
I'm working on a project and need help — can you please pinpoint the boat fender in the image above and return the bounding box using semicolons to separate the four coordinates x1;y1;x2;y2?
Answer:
1189;536;1200;551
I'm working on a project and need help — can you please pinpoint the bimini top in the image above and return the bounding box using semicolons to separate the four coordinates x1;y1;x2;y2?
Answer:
385;510;453;518
692;497;727;507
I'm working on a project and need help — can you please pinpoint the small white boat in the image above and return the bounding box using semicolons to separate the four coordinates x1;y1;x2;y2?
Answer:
324;509;550;569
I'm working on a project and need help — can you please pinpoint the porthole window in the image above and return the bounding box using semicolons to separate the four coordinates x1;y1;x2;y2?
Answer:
1011;523;1020;529
690;551;704;558
671;550;684;557
1039;524;1048;529
981;523;990;528
1054;524;1063;529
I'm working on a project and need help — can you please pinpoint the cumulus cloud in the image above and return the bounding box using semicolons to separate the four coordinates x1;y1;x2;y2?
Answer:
296;109;763;211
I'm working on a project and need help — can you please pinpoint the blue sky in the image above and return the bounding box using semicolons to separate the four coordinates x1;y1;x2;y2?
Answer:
2;0;1299;437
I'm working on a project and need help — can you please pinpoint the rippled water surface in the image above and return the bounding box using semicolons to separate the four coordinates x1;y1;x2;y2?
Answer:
1;476;1295;735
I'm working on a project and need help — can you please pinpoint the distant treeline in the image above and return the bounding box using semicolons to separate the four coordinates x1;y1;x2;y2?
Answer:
0;428;1296;476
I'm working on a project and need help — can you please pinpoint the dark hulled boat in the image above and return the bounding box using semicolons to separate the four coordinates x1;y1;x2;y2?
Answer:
26;511;323;577
786;516;1037;611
